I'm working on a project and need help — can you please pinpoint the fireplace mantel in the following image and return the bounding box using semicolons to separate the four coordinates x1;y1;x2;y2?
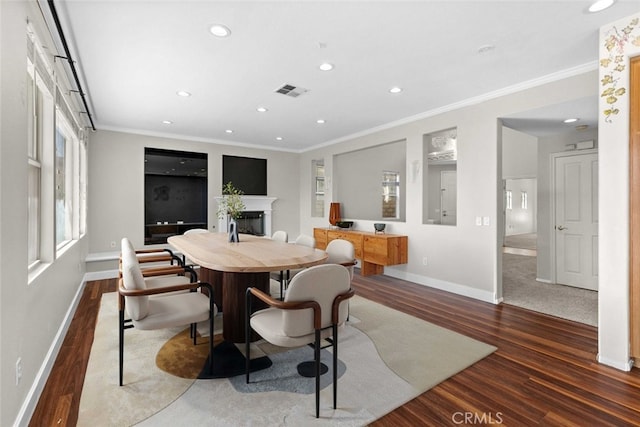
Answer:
215;196;277;237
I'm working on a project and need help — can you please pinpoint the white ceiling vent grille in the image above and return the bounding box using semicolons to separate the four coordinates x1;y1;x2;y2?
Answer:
275;84;309;98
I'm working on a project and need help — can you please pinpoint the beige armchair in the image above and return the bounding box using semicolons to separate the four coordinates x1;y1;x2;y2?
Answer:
118;238;217;386
245;264;354;418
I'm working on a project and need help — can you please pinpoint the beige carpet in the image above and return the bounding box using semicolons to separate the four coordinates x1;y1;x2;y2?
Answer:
502;253;598;326
79;293;496;426
504;232;537;250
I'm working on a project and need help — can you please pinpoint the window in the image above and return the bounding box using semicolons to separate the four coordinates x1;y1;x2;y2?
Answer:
312;159;324;217
521;191;528;210
55;125;72;248
382;171;400;219
27;37;55;268
27;69;40;266
79;138;87;236
27;24;88;273
506;190;513;210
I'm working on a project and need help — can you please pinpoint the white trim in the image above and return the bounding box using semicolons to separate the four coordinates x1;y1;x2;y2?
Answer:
384;268;497;304
85;251;119;262
85;269;119;281
597;354;634;372
13;279;85;427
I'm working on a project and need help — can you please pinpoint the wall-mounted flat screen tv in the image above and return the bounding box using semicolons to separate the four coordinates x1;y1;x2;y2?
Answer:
222;155;267;195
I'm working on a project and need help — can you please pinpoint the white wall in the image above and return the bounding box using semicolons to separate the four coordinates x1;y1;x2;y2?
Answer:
598;12;640;371
1;2;88;425
88;130;301;255
300;70;599;304
502;126;538;179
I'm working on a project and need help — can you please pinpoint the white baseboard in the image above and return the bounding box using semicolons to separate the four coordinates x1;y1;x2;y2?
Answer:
384;268;497;304
597;354;634;371
85;269;119;281
13;279;86;427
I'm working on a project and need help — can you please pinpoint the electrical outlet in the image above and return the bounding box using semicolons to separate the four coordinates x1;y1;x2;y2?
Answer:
483;216;490;226
16;357;22;386
422;257;428;266
475;216;482;226
110;241;116;248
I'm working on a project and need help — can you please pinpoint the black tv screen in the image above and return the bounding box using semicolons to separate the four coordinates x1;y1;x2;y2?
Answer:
222;155;267;195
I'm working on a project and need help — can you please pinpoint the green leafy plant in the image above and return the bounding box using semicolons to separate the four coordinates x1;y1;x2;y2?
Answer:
217;182;245;220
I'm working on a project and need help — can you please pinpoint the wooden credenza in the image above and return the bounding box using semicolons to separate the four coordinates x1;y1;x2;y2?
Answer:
314;228;408;276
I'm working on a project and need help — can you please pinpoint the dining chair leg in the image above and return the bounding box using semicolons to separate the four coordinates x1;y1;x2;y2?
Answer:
315;329;321;418
333;324;338;409
208;306;214;373
119;308;125;386
245;288;252;383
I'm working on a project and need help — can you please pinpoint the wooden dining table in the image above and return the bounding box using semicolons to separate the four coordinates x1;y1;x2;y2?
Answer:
168;232;328;343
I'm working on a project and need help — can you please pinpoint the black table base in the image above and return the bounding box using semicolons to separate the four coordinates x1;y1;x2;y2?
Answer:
198;340;272;379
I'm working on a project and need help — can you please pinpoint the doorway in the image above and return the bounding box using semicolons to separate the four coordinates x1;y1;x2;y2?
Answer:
500;116;598;325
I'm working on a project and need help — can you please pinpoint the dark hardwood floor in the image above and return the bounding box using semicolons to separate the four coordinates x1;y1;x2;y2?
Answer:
30;273;640;426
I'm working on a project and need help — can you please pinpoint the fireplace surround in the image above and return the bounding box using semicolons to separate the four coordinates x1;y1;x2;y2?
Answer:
215;196;277;237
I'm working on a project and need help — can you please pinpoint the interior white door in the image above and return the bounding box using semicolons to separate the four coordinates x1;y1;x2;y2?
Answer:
554;153;598;290
440;170;457;225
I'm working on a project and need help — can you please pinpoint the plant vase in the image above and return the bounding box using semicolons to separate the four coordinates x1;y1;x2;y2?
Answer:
228;217;239;242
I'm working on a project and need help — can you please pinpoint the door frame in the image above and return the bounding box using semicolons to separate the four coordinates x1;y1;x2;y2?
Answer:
549;148;598;285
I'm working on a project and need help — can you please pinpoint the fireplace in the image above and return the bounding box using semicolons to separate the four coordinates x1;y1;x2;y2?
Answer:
236;211;264;236
215;196;277;237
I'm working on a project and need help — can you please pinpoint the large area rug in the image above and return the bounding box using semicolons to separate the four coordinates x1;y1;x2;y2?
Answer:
79;292;496;426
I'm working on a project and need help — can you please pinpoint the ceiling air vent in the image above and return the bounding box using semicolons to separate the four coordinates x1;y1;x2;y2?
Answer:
275;84;309;98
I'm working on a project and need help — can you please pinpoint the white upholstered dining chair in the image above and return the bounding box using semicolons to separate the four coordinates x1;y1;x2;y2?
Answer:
118;238;217;386
269;230;289;298
325;239;356;280
245;264;354;418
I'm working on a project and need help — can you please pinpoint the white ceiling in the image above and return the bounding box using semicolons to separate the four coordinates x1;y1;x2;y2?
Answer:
51;1;639;151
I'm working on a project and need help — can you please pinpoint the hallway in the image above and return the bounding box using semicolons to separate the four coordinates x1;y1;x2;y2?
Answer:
502;233;597;326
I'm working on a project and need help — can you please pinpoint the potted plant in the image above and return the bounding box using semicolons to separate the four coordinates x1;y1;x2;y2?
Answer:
217;182;245;242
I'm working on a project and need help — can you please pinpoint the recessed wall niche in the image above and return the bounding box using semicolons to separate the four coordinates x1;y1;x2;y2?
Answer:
333;140;406;222
144;148;208;244
423;127;457;226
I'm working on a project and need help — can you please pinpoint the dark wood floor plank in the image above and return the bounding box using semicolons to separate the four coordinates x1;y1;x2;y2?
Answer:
28;273;640;426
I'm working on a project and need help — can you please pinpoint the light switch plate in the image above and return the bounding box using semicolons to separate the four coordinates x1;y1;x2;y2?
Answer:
483;216;490;226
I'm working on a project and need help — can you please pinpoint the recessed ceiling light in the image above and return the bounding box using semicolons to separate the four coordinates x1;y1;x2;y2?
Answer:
319;62;334;71
389;87;403;94
176;90;191;97
162;120;173;124
225;129;233;134
257;107;268;112
276;137;283;141
209;24;231;37
317;119;326;124
563;118;579;123
588;0;615;13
